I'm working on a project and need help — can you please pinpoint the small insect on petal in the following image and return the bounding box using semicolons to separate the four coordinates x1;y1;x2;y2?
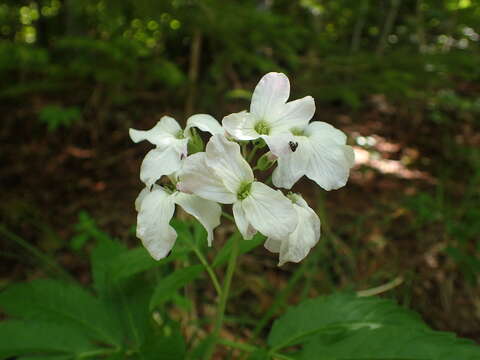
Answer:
289;141;298;152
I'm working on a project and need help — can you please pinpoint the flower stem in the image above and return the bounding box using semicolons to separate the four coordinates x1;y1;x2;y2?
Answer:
192;246;222;296
247;143;260;163
203;233;241;360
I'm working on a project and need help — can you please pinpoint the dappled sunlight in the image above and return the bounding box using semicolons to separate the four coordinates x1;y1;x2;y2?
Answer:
350;134;435;182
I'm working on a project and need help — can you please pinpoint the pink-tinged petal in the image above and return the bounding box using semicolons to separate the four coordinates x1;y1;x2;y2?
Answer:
250;72;290;122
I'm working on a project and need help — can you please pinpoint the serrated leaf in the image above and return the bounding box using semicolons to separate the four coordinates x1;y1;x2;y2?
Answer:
0;279;122;346
300;325;480;360
149;265;204;310
269;293;480;360
0;320;94;359
268;293;426;349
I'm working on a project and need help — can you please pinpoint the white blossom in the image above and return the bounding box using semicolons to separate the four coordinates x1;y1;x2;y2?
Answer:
222;72;354;190
178;135;297;241
135;185;221;260
272;122;355;190
130;114;223;187
222;72;315;157
264;193;320;266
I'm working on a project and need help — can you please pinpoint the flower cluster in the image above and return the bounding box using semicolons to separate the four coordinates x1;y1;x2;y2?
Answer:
130;73;354;265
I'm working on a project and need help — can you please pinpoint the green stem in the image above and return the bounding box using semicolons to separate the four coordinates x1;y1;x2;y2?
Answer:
76;348;119;359
192;246;222;296
247;144;260;163
218;338;257;352
203;233;241;360
222;211;235;222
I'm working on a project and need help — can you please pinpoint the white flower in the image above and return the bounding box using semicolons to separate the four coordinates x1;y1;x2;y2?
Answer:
130;114;224;187
264;193;320;266
222;72;315;157
272;122;355;190
135;184;221;260
177;135;297;241
222;72;354;190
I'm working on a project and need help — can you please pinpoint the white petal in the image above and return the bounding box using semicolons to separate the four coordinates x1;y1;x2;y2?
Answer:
232;202;257;240
305;139;354;191
241;182;296;240
140;147;184;187
222;111;259;140
174;193;221;246
264;237;281;253
178;152;236;204
136;188;176;260
278;199;320;266
185;114;224;138
250;72;290;122
306;121;347;145
261;133;296;158
129;116;182;148
270;96;315;133
293;195;321;241
135;187;150;212
272;136;310;189
205;135;254;194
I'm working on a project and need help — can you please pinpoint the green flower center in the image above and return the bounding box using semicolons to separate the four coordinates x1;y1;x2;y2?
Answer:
291;128;304;136
254;120;270;135
237;182;252;200
176;130;185;139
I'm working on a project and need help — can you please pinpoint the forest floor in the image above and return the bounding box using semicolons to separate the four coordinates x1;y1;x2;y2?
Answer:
1;95;479;343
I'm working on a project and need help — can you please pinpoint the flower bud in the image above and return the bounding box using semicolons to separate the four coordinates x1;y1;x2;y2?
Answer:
256;152;277;171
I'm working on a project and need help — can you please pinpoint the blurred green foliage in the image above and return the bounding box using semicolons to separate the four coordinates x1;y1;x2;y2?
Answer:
0;0;479;114
39;105;81;131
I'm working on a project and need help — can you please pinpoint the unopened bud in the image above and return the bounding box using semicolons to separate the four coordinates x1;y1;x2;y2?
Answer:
256;152;276;171
187;128;204;154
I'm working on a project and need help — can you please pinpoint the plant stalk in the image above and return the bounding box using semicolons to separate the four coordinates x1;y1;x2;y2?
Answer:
203;233;241;360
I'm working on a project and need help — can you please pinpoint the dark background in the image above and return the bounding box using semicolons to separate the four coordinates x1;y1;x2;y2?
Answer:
1;0;479;341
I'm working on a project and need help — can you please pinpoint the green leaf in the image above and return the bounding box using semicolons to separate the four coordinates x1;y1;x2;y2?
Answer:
247;349;270;360
300;325;480;360
149;265;204;310
140;324;186;360
0;320;94;359
268;293;426;349
90;233;126;296
269;293;480;360
0;279;122;346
